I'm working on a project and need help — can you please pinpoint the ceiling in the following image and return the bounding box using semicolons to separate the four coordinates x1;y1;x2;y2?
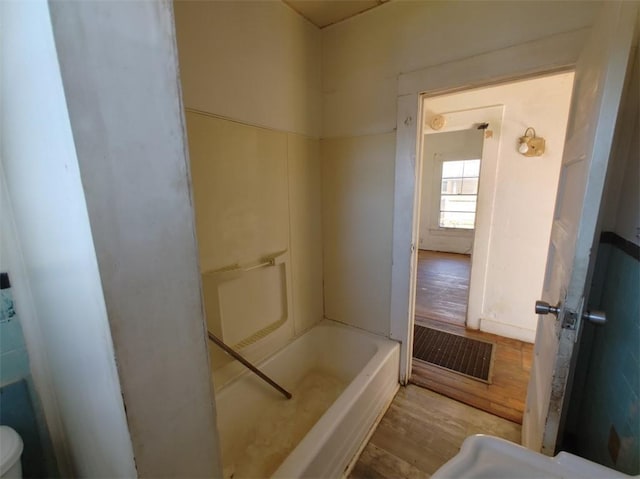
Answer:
283;0;388;29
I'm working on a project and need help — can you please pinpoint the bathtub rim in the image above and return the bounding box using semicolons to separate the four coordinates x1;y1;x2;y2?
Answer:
270;322;400;478
214;318;396;395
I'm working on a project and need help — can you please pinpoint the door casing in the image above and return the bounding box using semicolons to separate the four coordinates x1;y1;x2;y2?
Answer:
390;31;585;383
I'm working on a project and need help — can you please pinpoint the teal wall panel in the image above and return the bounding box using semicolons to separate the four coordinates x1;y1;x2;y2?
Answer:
573;239;640;475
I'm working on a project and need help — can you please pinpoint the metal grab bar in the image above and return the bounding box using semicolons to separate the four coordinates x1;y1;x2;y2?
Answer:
242;258;275;272
201;250;287;279
207;331;292;400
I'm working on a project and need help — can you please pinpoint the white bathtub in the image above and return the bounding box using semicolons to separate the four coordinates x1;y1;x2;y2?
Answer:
215;319;400;479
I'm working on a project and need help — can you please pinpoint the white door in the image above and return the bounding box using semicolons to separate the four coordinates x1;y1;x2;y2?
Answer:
522;1;637;455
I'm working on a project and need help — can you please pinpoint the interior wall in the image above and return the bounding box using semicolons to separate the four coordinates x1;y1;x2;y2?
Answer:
322;133;396;335
0;1;136;475
320;0;598;338
48;1;223;476
419;129;484;254
174;0;324;385
174;0;321;137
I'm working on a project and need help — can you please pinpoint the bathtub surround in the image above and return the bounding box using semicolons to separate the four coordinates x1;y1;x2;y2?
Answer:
187;114;324;388
174;1;324;388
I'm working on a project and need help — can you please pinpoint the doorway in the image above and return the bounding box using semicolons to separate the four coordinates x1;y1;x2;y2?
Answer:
414;128;483;327
406;72;575;424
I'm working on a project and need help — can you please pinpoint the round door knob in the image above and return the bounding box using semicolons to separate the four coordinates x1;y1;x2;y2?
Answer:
535;300;560;316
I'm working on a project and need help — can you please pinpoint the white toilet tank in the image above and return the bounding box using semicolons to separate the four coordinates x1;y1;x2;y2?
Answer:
0;426;23;478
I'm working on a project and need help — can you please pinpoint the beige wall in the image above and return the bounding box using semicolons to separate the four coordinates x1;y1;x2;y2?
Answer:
174;0;321;137
322;133;396;335
321;1;598;338
174;1;324;387
322;1;597;137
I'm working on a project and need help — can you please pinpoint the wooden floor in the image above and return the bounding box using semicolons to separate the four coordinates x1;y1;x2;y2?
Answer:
415;250;470;326
349;385;521;479
412;250;533;424
411;317;533;424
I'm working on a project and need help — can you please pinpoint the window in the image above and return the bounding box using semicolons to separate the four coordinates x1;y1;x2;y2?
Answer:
439;159;480;229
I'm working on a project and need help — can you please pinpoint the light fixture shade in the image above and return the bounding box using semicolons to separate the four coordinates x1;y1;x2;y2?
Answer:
518;127;545;157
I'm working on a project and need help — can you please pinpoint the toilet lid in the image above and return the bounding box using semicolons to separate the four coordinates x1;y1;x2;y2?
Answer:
0;426;23;475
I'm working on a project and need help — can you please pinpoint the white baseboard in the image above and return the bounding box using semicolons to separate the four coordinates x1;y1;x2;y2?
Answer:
480;318;535;343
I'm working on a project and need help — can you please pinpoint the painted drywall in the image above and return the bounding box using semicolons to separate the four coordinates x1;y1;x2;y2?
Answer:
320;0;597;339
422;73;574;341
322;1;597;138
174;1;324;388
0;0;136;475
47;1;222;476
419;129;484;254
322;133;396;335
174;0;321;138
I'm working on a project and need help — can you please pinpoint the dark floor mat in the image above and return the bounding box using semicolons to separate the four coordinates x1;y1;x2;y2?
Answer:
412;325;494;383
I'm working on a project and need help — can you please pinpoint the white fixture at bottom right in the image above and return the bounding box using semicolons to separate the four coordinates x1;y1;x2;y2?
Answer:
432;434;638;479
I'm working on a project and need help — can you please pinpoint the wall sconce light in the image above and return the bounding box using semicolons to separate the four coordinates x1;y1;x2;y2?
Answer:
518;127;545;157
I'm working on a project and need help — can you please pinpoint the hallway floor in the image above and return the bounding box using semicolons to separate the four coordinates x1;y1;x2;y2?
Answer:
415;250;470;326
349;385;521;478
412;250;533;424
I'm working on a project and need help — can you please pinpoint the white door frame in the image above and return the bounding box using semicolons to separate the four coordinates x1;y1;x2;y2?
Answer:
390;30;586;383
